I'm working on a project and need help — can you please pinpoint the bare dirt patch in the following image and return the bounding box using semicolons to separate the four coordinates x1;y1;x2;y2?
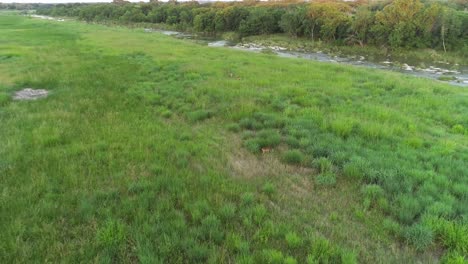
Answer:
13;88;49;100
228;141;313;179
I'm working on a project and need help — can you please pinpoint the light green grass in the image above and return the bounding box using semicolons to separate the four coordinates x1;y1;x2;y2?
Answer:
0;13;467;263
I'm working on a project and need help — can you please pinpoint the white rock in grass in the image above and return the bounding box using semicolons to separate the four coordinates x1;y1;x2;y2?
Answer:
13;88;49;100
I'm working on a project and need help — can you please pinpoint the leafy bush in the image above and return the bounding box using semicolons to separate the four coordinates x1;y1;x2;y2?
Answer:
404;224;434;251
282;150;304;165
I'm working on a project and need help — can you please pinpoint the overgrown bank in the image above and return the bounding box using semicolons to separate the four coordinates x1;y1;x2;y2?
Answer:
33;0;468;58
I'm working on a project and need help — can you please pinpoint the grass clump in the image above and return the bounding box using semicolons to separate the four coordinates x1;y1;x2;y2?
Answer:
282;150;304;165
262;182;276;196
261;249;284;264
343;157;369;180
187;109;212;122
0;92;10;106
451;124;465;135
307;238;356;264
404;224;434;251
96;219;126;253
285;232;302;249
226;123;241;132
315;173;337;187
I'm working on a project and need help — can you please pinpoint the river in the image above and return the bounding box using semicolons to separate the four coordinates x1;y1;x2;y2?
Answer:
148;29;468;87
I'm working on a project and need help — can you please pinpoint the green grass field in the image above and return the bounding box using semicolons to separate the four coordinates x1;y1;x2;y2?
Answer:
1;13;467;263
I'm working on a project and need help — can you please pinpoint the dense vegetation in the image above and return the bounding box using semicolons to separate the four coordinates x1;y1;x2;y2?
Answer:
1;9;467;264
35;0;468;54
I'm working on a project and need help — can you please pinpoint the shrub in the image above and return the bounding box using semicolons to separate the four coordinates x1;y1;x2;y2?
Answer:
282;150;304;165
285;232;302;249
315;173;337;186
404;224;434;251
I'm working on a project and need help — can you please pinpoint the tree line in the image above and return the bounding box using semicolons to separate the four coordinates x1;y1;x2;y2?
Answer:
33;0;468;51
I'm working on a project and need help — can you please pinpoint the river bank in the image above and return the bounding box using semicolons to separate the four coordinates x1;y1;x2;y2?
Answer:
142;27;468;86
26;14;468;86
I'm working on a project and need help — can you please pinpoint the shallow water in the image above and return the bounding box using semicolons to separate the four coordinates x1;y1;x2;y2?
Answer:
30;15;65;22
144;29;468;87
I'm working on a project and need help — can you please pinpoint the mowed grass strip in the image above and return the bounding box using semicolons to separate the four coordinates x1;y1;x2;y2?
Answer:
0;13;467;263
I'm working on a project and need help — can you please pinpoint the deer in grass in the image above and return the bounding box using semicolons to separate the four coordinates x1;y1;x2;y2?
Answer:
261;147;272;154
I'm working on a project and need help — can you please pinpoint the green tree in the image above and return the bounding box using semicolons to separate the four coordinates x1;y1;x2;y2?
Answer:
372;0;424;48
280;6;307;38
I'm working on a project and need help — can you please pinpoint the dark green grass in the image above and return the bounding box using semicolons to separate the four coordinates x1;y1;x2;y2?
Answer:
0;13;467;263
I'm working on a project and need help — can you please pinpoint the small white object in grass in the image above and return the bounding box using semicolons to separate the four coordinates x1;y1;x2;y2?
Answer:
13;88;49;100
